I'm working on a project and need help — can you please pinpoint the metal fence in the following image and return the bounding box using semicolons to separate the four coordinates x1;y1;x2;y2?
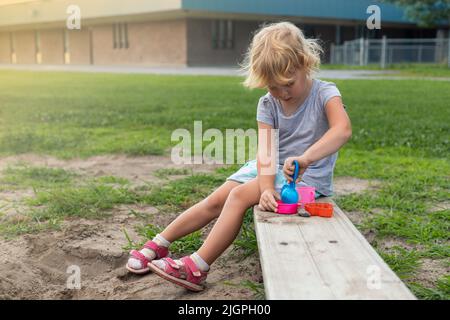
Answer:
330;37;450;68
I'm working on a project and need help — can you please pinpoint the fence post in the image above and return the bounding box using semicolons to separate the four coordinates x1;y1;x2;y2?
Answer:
435;37;443;63
359;37;364;66
343;42;348;65
418;44;422;63
365;38;370;65
448;34;450;68
330;43;335;64
380;35;387;69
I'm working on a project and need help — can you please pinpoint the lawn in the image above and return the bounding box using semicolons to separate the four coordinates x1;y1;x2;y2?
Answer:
0;70;448;299
322;63;450;78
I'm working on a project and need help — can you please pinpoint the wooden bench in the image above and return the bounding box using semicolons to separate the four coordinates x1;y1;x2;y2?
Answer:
253;197;416;300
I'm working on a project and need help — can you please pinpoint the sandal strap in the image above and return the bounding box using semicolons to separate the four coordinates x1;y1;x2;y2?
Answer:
181;256;202;277
130;250;149;268
144;240;168;259
163;257;180;269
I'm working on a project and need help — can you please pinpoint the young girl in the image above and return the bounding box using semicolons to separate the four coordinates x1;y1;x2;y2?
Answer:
125;21;352;292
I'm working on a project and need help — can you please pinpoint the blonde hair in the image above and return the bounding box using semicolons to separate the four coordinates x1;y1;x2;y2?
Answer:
241;21;322;89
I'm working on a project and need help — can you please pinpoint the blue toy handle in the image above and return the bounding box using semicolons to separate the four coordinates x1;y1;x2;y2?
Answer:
290;160;299;186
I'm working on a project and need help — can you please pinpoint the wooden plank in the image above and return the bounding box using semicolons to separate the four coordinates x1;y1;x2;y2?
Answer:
253;198;416;300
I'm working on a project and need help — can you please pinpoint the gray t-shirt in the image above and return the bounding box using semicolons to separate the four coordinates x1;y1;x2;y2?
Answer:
256;79;342;196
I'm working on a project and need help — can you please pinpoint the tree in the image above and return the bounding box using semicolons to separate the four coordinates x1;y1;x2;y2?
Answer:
383;0;450;27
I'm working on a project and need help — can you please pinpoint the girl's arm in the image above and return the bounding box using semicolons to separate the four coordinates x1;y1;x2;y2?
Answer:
257;121;281;212
304;96;352;163
256;121;277;192
284;96;352;182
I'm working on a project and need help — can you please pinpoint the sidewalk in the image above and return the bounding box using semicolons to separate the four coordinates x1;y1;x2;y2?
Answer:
1;63;448;81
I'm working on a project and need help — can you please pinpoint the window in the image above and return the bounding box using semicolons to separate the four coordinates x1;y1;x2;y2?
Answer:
113;24;117;49
212;20;234;50
113;23;129;49
123;23;129;48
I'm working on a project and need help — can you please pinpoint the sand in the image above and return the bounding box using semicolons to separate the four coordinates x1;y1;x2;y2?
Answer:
0;155;392;299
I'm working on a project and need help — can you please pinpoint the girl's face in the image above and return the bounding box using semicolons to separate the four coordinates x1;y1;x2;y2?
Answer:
267;69;309;104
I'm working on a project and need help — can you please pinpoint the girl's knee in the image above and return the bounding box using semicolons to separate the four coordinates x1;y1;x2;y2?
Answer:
227;184;257;206
202;194;225;216
202;181;240;215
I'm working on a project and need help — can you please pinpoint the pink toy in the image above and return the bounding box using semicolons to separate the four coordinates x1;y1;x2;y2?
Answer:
296;186;316;208
276;200;298;215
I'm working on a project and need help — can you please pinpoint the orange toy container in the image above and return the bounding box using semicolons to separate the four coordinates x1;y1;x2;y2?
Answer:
304;203;333;218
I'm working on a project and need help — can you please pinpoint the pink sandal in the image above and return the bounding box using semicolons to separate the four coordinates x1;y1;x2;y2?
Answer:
148;256;208;292
126;240;169;274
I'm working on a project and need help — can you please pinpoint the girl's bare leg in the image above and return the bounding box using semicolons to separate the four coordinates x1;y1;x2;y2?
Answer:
160;180;240;243
197;178;261;265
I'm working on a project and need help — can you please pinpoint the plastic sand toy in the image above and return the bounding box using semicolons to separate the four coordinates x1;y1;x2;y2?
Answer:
275;200;298;214
280;160;299;204
297;185;316;208
277;160;300;214
304;203;333;218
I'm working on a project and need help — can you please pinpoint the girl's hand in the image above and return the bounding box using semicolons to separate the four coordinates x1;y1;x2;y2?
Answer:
259;188;281;212
283;156;310;183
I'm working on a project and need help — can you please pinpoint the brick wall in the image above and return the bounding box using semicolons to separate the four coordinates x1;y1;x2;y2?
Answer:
68;29;91;65
40;29;64;64
14;30;35;64
0;32;11;63
92;19;187;66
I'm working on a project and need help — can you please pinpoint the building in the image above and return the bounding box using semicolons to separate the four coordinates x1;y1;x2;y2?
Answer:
0;0;446;67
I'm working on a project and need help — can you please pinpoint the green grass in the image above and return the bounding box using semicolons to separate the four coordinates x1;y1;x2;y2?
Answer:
334;149;449;256
0;70;448;298
224;280;265;300
0;164;143;236
322;63;450;78
0;181;143;237
142;173;227;211
377;246;449;299
379;246;422;279
0;165;77;190
1;71;448;159
0;211;61;236
28;183;140;218
153;168;192;179
409;276;450;300
232;208;258;260
95;175;130;185
0;70;258;158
